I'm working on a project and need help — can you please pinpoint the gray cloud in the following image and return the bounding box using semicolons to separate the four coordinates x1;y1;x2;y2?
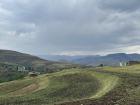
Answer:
99;0;140;12
0;0;140;55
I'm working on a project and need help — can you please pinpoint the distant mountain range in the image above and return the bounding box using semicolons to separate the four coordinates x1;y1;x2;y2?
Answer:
40;53;140;66
72;53;140;66
1;50;140;71
38;55;88;62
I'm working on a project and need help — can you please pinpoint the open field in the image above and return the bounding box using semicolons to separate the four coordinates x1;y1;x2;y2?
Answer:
60;66;140;105
99;65;140;74
0;65;139;105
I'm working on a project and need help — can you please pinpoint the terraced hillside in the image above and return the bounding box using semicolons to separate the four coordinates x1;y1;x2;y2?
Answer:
0;65;139;105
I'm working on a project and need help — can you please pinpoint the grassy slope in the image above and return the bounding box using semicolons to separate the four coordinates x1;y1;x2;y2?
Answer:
0;65;139;105
60;65;140;105
0;68;119;105
90;71;119;99
100;65;140;74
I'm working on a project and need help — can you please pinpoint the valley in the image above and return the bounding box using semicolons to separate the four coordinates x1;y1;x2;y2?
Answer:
1;0;140;104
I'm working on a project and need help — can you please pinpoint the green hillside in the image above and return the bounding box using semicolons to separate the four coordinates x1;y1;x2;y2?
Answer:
0;63;139;105
0;50;54;72
0;50;79;73
0;50;80;83
0;70;117;105
60;66;140;105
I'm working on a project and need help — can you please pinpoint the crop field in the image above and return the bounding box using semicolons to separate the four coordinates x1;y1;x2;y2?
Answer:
0;65;139;105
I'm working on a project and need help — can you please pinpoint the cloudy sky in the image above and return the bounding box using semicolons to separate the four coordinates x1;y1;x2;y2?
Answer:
0;0;140;55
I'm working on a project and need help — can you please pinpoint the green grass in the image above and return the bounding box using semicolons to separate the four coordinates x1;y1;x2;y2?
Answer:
59;65;140;105
0;78;36;96
99;65;140;74
0;65;139;105
28;72;101;104
0;69;119;105
89;71;119;98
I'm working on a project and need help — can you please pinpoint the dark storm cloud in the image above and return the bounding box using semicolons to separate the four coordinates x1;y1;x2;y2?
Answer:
99;0;140;12
0;0;140;55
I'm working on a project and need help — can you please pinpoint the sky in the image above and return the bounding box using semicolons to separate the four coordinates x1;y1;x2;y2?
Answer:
0;0;140;56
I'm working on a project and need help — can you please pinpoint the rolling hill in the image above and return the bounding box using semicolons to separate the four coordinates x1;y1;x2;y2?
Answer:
0;68;119;105
0;50;53;69
0;50;80;83
0;50;139;105
0;65;139;105
0;50;78;73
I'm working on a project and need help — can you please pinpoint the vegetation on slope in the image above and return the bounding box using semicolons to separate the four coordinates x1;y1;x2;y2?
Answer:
0;71;26;83
60;66;140;105
0;62;27;83
0;68;119;105
0;64;139;105
0;50;79;73
0;50;80;84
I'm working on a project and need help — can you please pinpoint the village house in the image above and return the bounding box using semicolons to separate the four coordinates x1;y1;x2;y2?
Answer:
17;66;28;72
119;62;127;67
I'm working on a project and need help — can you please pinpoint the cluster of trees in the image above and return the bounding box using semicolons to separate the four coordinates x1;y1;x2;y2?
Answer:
0;71;27;83
0;63;28;83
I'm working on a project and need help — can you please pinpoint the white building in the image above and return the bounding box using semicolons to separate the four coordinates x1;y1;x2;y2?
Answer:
119;62;127;67
18;66;28;72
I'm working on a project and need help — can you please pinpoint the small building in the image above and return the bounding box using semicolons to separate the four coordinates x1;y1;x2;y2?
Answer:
17;66;27;72
28;72;40;77
119;62;127;67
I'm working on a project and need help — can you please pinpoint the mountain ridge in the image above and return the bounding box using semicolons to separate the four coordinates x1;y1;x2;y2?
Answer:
40;53;140;66
73;53;140;66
